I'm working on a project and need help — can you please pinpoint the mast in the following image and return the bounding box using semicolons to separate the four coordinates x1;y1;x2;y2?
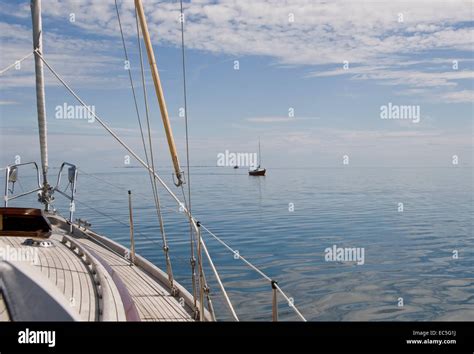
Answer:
134;0;184;186
258;138;262;167
31;0;52;210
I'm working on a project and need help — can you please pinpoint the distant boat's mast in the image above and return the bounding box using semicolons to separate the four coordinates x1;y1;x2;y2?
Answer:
134;0;184;186
31;0;52;210
258;138;262;167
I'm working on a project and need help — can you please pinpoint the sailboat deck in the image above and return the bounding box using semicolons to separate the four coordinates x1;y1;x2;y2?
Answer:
0;235;98;321
0;222;195;322
76;238;193;322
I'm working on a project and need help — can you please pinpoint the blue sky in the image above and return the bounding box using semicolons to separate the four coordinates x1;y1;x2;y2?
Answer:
0;0;472;170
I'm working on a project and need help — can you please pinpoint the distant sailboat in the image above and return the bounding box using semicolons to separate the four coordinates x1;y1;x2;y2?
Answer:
249;139;266;176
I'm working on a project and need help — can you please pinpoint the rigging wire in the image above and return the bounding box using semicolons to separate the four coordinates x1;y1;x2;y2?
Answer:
28;50;178;207
114;0;176;289
78;167;187;215
67;197;190;267
179;0;193;230
57;206;133;265
178;0;199;311
114;0;144;148
0;51;34;75
200;224;306;321
133;4;176;291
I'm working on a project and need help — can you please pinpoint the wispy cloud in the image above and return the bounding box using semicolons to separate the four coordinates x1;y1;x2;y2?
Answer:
0;18;128;89
0;100;19;105
440;90;474;103
245;116;320;123
1;0;472;102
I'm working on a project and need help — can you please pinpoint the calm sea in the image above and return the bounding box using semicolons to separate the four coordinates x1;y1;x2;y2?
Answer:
6;166;474;321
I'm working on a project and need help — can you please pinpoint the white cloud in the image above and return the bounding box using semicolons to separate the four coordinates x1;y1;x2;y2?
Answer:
0;100;19;105
0;18;128;89
245;116;320;123
440;90;474;103
0;0;472;101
